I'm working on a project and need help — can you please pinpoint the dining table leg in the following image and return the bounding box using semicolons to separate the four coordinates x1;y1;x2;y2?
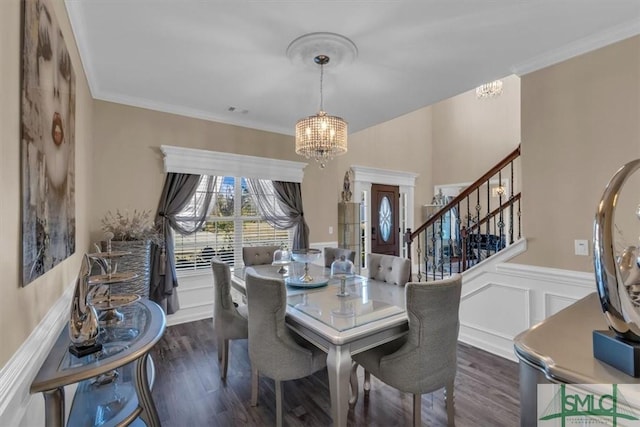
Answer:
327;344;352;427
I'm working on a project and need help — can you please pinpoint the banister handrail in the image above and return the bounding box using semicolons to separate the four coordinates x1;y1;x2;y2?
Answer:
409;144;520;240
406;144;522;281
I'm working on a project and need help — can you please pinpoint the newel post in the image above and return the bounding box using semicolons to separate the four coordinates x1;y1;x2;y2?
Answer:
404;228;413;277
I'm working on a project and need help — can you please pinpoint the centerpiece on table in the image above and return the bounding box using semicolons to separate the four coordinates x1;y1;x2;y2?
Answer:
99;209;160;299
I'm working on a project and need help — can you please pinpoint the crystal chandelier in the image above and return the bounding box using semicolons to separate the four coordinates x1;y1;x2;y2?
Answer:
476;80;503;99
295;54;347;168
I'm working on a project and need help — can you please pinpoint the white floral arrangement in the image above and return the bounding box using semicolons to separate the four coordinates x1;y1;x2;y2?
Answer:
101;209;158;241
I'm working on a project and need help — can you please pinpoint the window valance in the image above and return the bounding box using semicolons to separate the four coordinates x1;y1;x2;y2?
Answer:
160;145;307;183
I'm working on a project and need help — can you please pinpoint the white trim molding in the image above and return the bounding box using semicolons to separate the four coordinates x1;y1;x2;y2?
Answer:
512;18;640;76
457;246;595;361
350;165;418;260
0;284;74;427
160;145;308;183
350;165;418;188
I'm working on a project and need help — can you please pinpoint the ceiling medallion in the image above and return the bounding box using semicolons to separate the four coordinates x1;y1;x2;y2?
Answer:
286;32;358;70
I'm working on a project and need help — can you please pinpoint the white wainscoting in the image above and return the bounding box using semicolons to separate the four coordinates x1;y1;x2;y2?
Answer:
0;283;75;427
457;240;595;361
1;238;598;425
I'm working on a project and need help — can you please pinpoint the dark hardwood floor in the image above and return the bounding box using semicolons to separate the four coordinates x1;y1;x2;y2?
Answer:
151;319;520;426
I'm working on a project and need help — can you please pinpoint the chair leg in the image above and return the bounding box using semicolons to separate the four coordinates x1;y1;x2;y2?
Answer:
413;394;421;427
220;339;229;380
349;361;359;407
445;380;455;426
251;367;259;407
216;337;223;362
275;379;283;427
363;369;371;395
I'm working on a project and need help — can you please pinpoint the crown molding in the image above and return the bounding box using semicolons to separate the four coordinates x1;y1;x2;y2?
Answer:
512;18;640;76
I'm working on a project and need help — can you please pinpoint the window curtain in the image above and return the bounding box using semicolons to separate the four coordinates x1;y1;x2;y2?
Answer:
150;173;216;314
246;179;309;249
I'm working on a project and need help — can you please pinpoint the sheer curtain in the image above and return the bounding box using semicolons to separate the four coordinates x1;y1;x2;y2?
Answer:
246;179;309;250
150;173;216;314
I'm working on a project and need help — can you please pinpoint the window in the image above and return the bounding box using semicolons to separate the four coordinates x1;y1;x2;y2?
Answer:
174;176;292;272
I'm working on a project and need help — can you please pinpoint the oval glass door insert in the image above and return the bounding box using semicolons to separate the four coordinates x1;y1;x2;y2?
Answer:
379;196;392;242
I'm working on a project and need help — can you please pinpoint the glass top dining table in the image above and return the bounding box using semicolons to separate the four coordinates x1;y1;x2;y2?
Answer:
231;262;408;427
233;263;404;332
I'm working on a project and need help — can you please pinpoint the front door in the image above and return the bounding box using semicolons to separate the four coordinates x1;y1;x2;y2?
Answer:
371;184;399;256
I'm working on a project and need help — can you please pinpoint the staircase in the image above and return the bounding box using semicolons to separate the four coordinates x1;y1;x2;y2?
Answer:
405;145;522;280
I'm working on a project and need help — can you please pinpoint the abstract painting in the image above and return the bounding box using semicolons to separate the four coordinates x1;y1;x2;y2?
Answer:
21;0;76;285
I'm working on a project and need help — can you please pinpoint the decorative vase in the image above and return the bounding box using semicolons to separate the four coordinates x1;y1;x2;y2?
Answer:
69;255;100;349
100;239;151;298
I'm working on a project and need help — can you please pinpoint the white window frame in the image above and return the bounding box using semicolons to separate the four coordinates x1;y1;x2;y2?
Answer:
161;146;307;275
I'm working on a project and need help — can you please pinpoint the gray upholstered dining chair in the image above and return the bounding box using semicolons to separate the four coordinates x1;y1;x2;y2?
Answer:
242;245;280;266
352;274;462;426
323;247;356;268
245;269;327;427
367;253;411;286
211;257;248;381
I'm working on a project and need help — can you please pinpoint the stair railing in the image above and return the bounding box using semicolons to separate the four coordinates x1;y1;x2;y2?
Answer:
405;145;522;281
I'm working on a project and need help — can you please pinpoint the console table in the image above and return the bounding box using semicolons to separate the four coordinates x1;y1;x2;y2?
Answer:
513;292;640;426
31;299;166;427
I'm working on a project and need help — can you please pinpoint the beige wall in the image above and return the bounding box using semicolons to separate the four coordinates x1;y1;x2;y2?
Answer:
432;75;521;186
0;0;94;367
91;102;434;244
517;35;640;270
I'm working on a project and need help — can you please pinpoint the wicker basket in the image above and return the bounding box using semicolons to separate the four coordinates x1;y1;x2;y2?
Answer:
100;240;151;299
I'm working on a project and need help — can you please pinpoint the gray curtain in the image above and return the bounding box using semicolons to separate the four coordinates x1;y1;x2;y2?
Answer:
150;173;216;314
246;179;309;250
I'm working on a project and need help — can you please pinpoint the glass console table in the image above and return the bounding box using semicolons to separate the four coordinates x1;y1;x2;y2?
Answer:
30;299;166;427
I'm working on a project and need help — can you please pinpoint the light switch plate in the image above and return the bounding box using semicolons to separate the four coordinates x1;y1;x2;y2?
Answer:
575;239;589;256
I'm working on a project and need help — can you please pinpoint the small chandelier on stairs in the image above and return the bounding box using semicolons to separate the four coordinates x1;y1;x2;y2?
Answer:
476;80;503;99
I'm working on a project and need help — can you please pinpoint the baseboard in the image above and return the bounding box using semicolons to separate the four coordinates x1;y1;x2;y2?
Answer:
459;330;518;363
166;304;212;326
0;283;74;427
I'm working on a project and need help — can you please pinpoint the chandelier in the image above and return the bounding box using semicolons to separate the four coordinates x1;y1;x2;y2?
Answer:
294;54;347;168
287;33;356;169
476;80;503;99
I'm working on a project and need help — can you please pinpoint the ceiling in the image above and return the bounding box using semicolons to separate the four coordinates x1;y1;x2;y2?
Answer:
64;1;640;136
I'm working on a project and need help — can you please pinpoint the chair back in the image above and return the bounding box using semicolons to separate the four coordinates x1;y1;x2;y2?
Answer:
367;253;411;285
324;247;356;268
242;245;280;266
245;270;318;380
211;257;236;325
381;274;462;394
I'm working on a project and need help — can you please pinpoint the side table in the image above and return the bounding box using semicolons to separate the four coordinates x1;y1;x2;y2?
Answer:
31;299;166;427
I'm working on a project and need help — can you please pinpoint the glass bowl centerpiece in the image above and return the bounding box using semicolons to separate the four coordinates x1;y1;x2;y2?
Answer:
291;248;322;283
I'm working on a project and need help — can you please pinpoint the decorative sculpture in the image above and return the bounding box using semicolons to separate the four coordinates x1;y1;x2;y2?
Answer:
69;254;101;356
593;159;640;341
341;169;353;203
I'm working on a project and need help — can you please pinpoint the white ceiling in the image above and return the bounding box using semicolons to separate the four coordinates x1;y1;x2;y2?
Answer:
65;0;640;136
